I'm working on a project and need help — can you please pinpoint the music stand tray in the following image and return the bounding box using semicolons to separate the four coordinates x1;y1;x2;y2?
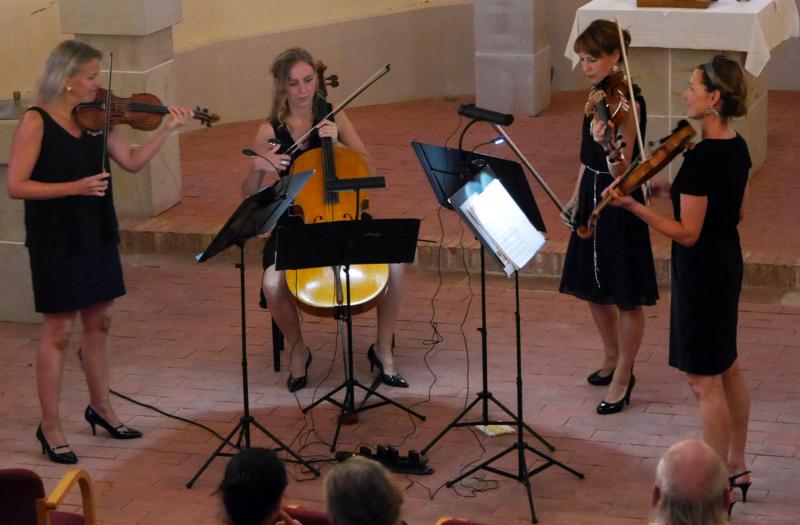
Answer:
187;170;319;488
276;218;425;451
411;140;546;233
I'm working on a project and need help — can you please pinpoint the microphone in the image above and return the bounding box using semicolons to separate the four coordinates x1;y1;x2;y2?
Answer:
242;148;279;172
458;103;514;126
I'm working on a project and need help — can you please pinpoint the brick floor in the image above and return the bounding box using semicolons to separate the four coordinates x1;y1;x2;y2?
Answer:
1;255;799;524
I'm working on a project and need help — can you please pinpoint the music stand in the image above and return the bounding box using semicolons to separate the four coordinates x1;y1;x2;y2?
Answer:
276;218;426;451
411;141;552;450
187;170;320;488
413;146;585;523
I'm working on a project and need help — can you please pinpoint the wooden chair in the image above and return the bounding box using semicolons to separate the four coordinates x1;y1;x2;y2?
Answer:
434;518;489;525
0;468;96;525
283;505;333;525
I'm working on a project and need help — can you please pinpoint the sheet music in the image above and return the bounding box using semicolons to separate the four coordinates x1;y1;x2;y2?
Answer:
458;178;546;275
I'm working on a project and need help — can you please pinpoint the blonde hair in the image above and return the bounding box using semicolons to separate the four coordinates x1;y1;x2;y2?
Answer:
268;47;321;124
37;40;102;104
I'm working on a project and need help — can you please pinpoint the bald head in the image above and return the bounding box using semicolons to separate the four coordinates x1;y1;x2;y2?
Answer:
652;440;730;525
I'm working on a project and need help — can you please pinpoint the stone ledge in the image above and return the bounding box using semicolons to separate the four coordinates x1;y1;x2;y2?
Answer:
120;229;799;289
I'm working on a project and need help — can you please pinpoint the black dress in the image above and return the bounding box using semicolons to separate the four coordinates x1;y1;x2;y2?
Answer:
559;87;659;311
669;135;750;375
24;107;125;313
260;107;328;270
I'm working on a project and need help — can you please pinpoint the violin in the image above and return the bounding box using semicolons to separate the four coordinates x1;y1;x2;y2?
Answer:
284;60;391;317
74;87;219;131
584;69;632;163
576;120;696;240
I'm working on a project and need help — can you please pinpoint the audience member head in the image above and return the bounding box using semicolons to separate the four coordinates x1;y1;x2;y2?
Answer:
219;447;288;525
325;456;404;525
651;439;731;525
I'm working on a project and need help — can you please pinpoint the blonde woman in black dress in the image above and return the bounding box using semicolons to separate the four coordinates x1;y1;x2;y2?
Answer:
7;40;192;463
609;55;753;504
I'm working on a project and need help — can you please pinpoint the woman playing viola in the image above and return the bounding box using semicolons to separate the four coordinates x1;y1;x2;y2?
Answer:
242;47;407;393
559;20;658;414
6;40;193;464
609;55;753;505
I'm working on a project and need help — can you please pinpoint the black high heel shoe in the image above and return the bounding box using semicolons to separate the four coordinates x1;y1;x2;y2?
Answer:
587;369;614;386
596;375;635;415
287;349;312;393
35;424;78;464
367;344;408;388
729;470;752;502
85;405;143;439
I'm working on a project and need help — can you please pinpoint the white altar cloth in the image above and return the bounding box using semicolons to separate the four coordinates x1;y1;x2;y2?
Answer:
565;0;799;76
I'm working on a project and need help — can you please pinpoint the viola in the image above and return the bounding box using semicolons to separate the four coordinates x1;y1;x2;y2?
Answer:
576;120;696;240
284;60;390;317
74;87;219;131
584;69;632;163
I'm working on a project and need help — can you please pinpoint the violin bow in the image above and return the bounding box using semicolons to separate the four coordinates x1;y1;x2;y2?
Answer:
101;52;113;173
286;64;391;156
614;18;650;203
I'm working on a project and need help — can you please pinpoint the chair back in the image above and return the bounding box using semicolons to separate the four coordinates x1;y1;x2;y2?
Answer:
0;468;45;525
284;505;334;525
435;518;489;525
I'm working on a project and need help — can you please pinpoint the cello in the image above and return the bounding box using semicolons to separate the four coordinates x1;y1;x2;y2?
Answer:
284;62;392;317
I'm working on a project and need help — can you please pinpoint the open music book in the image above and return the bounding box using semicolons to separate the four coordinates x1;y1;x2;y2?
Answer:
452;178;546;276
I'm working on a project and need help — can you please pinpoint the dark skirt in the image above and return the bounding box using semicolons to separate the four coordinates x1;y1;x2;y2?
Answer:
29;244;125;314
559;167;659;310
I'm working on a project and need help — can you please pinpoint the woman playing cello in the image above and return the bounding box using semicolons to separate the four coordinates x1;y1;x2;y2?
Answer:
559;20;658;414
242;47;407;393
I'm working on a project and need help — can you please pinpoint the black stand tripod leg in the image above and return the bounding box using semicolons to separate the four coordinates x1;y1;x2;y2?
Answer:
188;245;318;487
187;419;245;488
420;393;484;455
250;418;320;475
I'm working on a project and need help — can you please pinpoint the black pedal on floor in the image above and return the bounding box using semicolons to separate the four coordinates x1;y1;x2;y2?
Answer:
335;445;434;475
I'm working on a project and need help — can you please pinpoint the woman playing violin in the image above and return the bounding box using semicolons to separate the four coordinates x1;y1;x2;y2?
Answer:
559;20;658;415
608;55;753;502
6;40;193;464
242;47;407;393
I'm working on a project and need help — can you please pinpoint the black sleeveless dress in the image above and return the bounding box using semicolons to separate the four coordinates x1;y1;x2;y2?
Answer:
24;107;125;313
260;104;329;270
559;85;659;311
669;135;750;375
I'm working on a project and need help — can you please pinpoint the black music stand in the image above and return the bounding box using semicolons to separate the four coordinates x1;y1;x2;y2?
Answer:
413;145;584;523
187;170;320;488
411;141;551;450
276;218;426;451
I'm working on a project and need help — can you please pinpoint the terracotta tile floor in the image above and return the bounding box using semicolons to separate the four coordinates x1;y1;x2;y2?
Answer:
2;92;800;524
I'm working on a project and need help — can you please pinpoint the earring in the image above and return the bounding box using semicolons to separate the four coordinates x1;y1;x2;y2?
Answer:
704;106;720;117
65;86;72;92
612;64;620;73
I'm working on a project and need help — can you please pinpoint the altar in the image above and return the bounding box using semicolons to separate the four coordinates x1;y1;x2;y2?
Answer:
566;0;799;176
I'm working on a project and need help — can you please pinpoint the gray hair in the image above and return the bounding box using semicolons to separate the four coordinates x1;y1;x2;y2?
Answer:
652;440;730;525
325;457;403;525
37;40;102;104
